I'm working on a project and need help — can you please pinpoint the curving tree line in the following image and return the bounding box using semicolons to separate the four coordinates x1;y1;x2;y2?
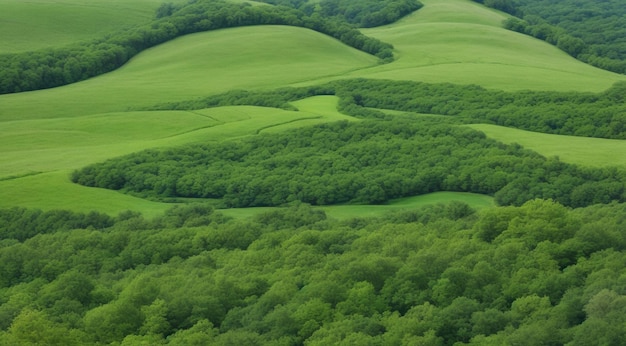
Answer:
0;0;399;94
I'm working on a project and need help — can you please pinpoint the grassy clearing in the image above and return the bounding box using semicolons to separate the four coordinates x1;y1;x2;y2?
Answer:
347;0;626;92
220;192;495;220
468;124;626;168
0;26;378;121
0;0;185;53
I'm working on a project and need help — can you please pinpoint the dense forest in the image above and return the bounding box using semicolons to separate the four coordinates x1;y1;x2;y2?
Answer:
476;0;626;73
1;200;626;345
72;119;626;208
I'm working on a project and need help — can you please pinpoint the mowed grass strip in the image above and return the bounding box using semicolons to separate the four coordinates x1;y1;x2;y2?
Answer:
0;0;185;53
348;0;626;92
468;124;626;168
220;192;495;220
0;26;379;121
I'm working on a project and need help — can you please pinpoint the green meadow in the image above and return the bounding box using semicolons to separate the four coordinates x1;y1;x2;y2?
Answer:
352;0;626;91
0;0;186;53
1;0;625;217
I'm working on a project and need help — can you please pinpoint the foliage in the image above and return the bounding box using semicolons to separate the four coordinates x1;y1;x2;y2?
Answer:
71;118;626;208
1;200;626;344
256;0;423;27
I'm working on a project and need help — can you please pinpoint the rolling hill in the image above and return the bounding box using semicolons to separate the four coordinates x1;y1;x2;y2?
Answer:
0;0;187;53
1;0;625;215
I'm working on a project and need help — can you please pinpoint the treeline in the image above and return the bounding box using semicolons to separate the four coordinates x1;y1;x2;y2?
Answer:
254;0;422;28
475;0;626;74
0;0;394;94
149;79;626;140
314;0;422;28
333;79;626;139
71;119;626;208
1;200;626;344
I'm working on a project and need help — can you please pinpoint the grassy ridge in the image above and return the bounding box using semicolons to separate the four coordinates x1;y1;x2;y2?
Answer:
0;0;185;53
468;124;626;168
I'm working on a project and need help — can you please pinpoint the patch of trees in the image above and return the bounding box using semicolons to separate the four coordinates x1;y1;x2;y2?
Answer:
1;200;626;344
71;119;626;208
254;0;423;28
475;0;626;74
314;0;423;28
150;79;626;140
0;0;394;94
333;79;626;139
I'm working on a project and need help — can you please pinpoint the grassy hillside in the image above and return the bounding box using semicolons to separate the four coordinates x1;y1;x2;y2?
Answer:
1;0;625;216
0;0;186;54
0;26;378;121
350;0;625;91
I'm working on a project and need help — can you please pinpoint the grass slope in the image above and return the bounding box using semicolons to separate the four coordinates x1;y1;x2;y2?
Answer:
468;124;626;168
347;0;626;91
0;26;378;121
0;0;186;54
2;0;624;215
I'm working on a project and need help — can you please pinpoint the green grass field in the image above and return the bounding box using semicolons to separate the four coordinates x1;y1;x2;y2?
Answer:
468;124;626;168
2;0;625;216
0;0;187;53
